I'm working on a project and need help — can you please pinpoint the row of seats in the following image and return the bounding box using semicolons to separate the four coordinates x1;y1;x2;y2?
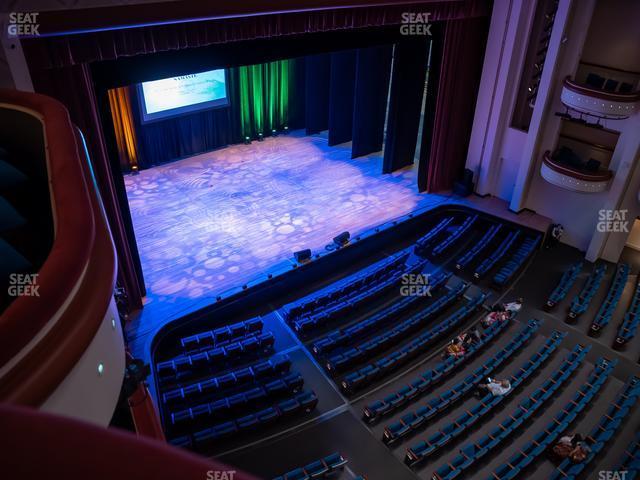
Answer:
362;317;524;423
386;328;564;446
168;371;304;433
590;263;629;334
616;279;640;347
284;252;409;322
455;223;502;270
473;230;521;279
180;317;264;352
414;217;454;252
479;357;617;480
324;282;468;374
311;270;452;356
170;390;318;450
550;376;640;480
430;214;479;257
545;262;583;309
157;331;276;384
493;235;540;287
290;257;427;335
616;430;640;474
272;453;348;480
339;292;487;394
567;263;607;319
405;333;573;464
162;355;292;407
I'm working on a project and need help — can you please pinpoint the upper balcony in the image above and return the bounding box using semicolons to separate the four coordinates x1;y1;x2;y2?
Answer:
560;64;640;120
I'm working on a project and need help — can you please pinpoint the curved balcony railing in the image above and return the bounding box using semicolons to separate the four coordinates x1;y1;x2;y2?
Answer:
561;76;640;119
0;89;118;409
540;151;613;193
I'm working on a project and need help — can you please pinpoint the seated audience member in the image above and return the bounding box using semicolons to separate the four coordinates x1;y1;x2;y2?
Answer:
477;378;511;396
443;338;466;359
458;328;483;347
481;310;510;328
569;440;591;463
551;434;588;461
504;298;523;314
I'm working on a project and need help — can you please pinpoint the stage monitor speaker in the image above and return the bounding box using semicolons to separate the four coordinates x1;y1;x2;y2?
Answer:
294;249;312;263
333;231;351;247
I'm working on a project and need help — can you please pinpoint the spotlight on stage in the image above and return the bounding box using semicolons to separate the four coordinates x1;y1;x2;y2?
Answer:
131;165;140;176
244;136;251;145
333;231;350;248
283;126;289;134
294;249;312;264
272;129;278;137
258;132;264;142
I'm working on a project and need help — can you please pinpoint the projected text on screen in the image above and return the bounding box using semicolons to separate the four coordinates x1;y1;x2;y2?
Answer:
138;69;228;122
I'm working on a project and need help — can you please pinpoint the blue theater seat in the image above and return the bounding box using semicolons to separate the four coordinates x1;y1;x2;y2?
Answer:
456;223;502;270
545;261;583;309
567;263;607;319
271;453;348;480
474;229;521;278
549;376;640;480
492;235;540;287
481;358;618;480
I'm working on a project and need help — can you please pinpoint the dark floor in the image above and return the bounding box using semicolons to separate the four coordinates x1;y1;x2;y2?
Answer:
152;215;640;480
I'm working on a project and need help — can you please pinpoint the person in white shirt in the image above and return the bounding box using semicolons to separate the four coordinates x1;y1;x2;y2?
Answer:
504;298;523;314
478;378;511;396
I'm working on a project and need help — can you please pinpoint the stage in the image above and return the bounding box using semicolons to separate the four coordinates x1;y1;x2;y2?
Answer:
124;130;551;345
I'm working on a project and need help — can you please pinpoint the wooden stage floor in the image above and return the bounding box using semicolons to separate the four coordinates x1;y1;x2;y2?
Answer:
124;131;550;348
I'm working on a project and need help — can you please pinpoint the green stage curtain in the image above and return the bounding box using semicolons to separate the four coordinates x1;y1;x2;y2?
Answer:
239;59;293;139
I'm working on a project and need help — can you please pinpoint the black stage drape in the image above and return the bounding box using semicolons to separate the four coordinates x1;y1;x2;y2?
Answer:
328;50;356;146
382;38;429;174
130;70;243;168
305;54;331;135
351;45;392;158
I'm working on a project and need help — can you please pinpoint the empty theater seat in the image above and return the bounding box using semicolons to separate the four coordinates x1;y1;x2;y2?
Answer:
545;261;583;309
180;317;264;352
473;229;521;279
615;279;640;347
567;263;607;320
455;223;502;270
590;263;629;335
492;235;540;287
272;452;348;480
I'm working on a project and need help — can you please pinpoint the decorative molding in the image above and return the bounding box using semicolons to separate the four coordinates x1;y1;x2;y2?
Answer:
561;76;640;119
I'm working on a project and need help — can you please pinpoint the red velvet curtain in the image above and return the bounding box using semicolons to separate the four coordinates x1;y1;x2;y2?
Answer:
421;15;489;193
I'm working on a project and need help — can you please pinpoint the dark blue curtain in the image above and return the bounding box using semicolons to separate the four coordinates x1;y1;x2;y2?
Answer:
328;50;356;146
382;38;429;173
305;53;331;135
351;45;392;158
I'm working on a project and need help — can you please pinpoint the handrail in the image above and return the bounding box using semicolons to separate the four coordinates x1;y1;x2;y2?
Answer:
563;76;640;102
0;89;117;405
543;151;613;182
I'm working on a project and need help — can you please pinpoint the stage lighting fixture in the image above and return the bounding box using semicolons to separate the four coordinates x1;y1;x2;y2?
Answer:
333;231;350;248
244;136;251;145
258;132;264;142
283;126;289;134
294;249;312;263
272;129;278;137
131;165;139;176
